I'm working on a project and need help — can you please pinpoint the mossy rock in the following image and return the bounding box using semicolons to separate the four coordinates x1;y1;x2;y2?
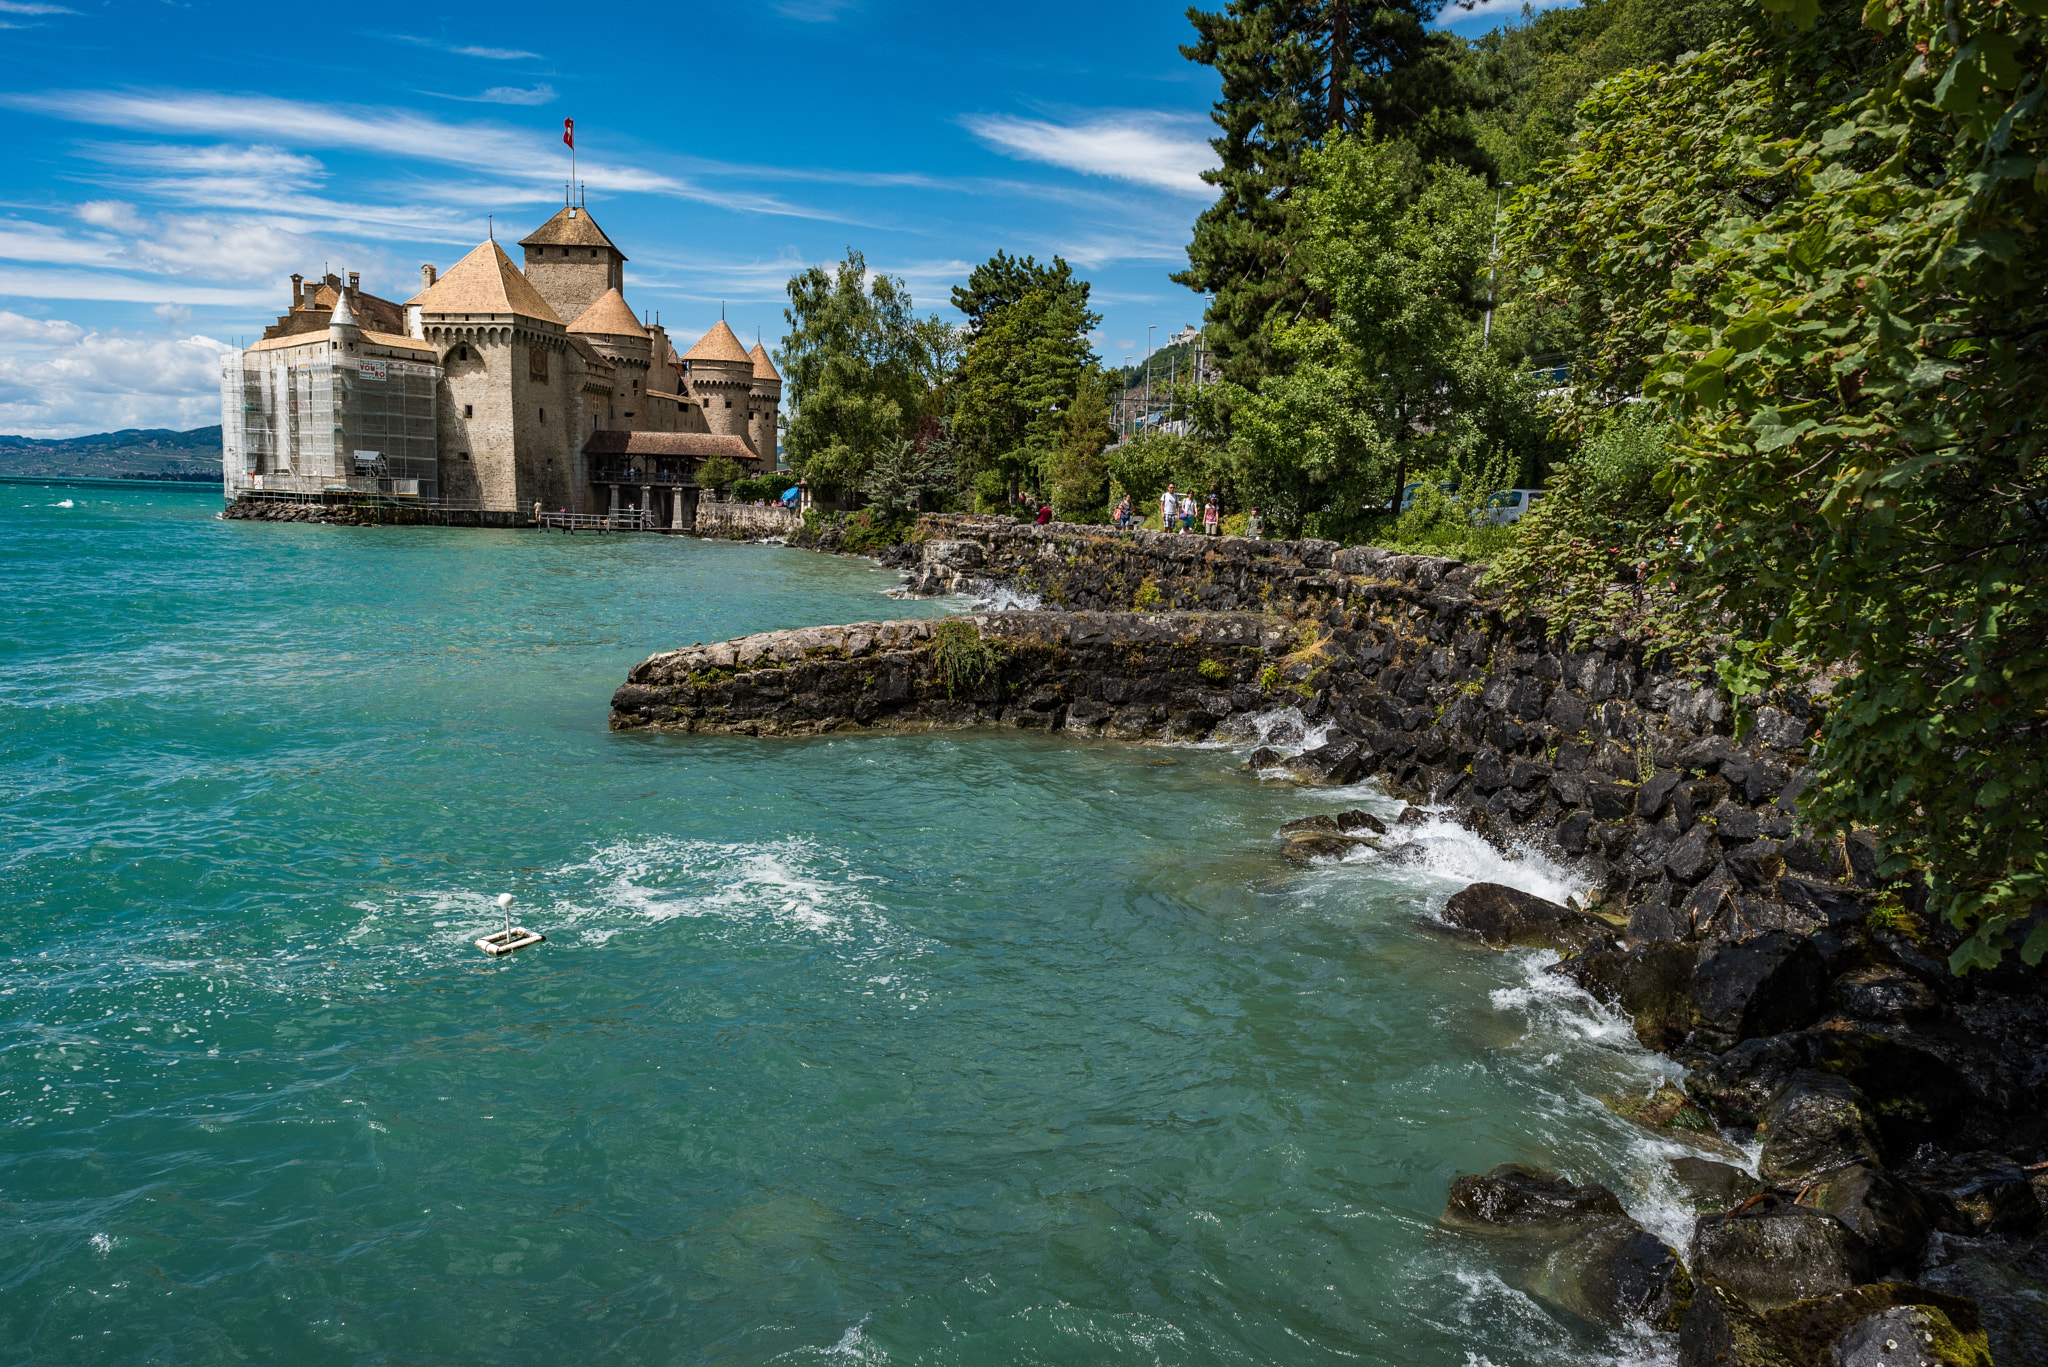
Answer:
1761;1283;1989;1367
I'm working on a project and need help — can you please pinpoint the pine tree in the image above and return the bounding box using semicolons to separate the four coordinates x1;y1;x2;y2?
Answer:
1175;0;1483;390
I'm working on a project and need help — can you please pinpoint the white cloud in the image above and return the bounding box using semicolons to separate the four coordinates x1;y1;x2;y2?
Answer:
0;218;121;267
0;311;85;344
466;85;556;106
963;111;1217;195
9;89;843;219
0;320;229;436
771;0;857;19
0;268;275;305
0;1;76;12
1435;0;1579;20
380;34;542;60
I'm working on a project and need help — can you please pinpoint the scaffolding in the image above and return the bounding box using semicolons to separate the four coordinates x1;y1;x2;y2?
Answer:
221;345;441;500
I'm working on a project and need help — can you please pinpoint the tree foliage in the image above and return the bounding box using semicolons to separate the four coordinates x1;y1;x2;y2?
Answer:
1504;0;2048;967
948;253;1101;480
778;250;937;495
1176;0;1484;390
1218;129;1547;540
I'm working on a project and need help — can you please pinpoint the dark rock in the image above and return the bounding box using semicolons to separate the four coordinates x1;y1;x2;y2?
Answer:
1918;1231;2048;1367
1759;1071;1886;1181
1679;1279;1796;1367
1728;840;1787;890
1908;1155;2045;1237
1281;834;1364;863
1671;1157;1765;1211
1277;814;1339;835
1630;880;1696;945
1555;809;1594;855
1440;882;1614;953
1284;738;1367;785
1641;768;1683;819
1534;1221;1694;1330
1335;808;1388;834
1589;781;1639;821
1394;806;1428;827
1776;874;1868;928
1677;777;1732;832
1551;941;1700;1050
1667;824;1720;883
1833;965;1946;1025
1750;706;1810;752
1693;933;1829;1051
1690;1204;1877;1310
1761;1283;1988;1367
1809;1166;1939;1270
1471;746;1510;794
1782;836;1845;881
1599;1081;1724;1142
1441;1163;1627;1231
1245;746;1285;770
1831;1302;1989;1367
1713;804;1767;843
1684;1031;1969;1150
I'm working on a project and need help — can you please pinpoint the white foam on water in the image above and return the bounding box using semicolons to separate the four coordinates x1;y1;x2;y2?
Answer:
51;499;74;508
1349;816;1588;912
957;582;1041;612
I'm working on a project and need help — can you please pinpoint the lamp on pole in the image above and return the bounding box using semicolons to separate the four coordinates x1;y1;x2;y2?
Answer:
1484;182;1514;343
1122;354;1133;436
1144;324;1157;428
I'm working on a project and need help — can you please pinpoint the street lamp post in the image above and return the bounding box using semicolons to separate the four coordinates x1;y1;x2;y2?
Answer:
1144;324;1157;429
1484;182;1514;343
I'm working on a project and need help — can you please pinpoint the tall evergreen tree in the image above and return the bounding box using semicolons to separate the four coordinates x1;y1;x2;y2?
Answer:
1175;0;1483;390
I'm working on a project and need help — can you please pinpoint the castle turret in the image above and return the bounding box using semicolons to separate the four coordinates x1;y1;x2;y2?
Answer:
748;342;781;468
680;321;758;457
408;238;572;510
566;288;651;432
518;205;625;328
328;278;361;349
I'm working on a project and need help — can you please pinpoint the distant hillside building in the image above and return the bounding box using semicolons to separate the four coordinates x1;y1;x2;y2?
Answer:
221;204;777;521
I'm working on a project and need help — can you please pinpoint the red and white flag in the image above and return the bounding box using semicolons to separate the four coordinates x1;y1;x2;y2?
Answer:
562;118;574;149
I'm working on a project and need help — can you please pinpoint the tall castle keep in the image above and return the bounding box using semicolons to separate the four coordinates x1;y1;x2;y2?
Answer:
222;204;781;520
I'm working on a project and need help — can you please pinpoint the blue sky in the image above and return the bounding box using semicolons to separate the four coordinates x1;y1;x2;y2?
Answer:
0;0;1550;437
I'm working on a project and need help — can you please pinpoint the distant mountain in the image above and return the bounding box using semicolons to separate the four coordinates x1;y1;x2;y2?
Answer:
0;426;222;480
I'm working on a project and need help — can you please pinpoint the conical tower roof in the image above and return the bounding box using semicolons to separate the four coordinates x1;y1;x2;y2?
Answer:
330;283;358;328
407;240;561;323
566;288;647;338
518;205;625;258
749;342;780;381
681;319;752;365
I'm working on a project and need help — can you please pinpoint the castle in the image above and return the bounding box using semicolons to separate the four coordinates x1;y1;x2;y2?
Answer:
221;202;779;525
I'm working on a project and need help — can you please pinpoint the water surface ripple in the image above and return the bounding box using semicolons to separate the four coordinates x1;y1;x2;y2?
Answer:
2;488;1684;1365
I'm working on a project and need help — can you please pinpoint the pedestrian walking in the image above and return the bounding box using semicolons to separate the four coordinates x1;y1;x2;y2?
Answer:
1159;482;1178;533
1203;494;1219;536
1246;507;1264;541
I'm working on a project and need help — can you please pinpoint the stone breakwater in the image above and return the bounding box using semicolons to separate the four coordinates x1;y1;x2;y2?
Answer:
617;518;2048;1365
609;611;1287;737
690;502;800;541
893;512;1481;612
221;495;526;528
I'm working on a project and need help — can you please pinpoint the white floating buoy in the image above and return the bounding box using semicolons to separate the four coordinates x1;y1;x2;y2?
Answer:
475;892;545;956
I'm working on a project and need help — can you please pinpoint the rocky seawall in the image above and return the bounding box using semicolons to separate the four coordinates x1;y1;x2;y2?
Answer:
690;502;800;541
616;517;2048;1365
221;496;525;528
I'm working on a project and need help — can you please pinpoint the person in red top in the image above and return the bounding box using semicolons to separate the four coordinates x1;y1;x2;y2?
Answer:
1035;501;1052;525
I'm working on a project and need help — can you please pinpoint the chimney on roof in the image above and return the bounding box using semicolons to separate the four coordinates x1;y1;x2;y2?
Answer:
421;263;437;291
290;273;304;307
348;271;360;295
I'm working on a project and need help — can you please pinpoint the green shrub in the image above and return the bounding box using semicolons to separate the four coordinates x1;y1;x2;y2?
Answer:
1134;577;1162;607
930;619;1000;698
1198;658;1229;682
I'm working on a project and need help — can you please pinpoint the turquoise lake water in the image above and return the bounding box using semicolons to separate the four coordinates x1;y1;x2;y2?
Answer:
2;486;1696;1365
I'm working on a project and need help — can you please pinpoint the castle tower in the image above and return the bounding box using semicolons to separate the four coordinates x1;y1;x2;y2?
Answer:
518;205;625;328
681;320;758;458
748;342;781;469
409;238;573;511
566;287;651;436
